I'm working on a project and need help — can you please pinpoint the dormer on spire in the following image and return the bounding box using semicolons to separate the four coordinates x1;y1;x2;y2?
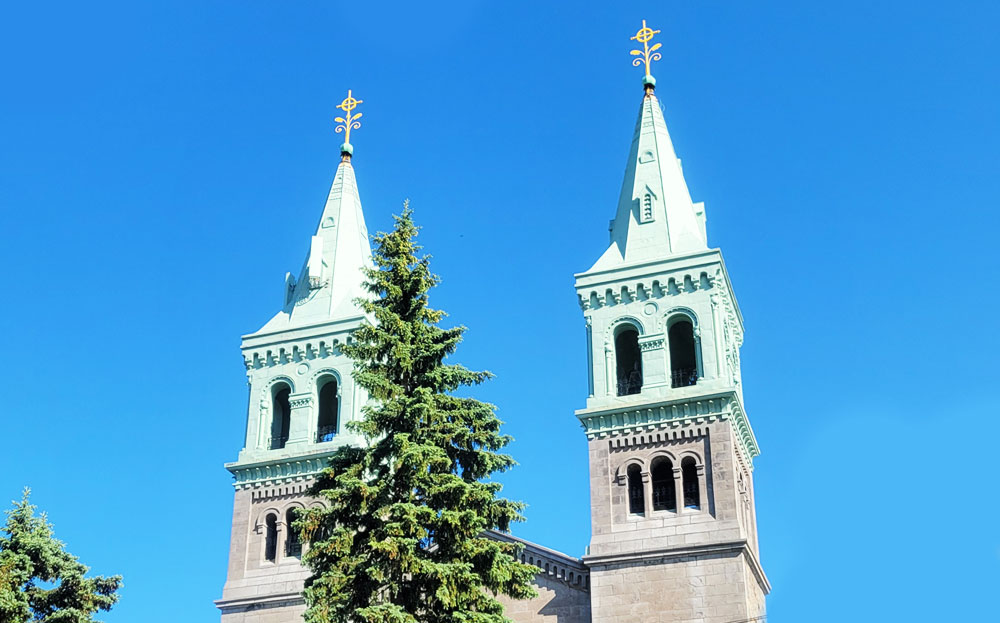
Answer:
586;24;707;272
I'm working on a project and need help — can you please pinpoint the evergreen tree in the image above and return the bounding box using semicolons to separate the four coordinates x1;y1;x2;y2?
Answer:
0;489;122;623
299;205;538;623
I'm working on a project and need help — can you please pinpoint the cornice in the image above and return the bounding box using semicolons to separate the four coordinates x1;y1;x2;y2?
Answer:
576;390;760;460
226;451;338;489
487;530;590;592
215;592;304;614
576;256;725;313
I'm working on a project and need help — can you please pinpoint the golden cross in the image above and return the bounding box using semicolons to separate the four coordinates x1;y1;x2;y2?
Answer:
630;19;663;79
334;89;363;148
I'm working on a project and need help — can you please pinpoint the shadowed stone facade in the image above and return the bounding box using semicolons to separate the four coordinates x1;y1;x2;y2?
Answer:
217;77;767;622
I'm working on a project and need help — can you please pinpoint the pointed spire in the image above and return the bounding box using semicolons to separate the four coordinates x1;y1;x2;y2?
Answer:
254;91;373;333
587;22;707;272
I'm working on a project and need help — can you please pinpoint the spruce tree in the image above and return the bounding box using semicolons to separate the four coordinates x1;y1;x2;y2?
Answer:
0;489;122;623
299;205;538;623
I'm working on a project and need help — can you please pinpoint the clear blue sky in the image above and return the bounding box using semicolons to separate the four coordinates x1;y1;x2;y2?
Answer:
2;1;998;621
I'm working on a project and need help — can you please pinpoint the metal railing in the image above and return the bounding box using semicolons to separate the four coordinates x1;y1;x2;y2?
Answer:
316;426;337;443
285;539;302;557
267;435;288;450
671;368;698;388
617;377;643;396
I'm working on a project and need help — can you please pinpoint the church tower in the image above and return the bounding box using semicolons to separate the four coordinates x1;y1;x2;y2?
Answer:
216;91;372;622
576;22;769;623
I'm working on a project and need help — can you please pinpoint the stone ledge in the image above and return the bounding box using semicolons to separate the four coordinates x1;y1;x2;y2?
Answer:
215;591;304;614
583;539;770;595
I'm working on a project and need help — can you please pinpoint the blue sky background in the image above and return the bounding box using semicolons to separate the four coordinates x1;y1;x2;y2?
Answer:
2;1;998;621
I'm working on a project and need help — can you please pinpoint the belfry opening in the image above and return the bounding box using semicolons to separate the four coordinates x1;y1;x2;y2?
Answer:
615;325;643;396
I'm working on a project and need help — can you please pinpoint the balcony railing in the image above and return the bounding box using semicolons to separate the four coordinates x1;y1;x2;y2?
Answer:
671;368;698;388
316;426;337;443
267;435;288;450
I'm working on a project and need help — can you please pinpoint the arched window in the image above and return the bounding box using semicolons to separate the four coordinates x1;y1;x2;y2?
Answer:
651;458;676;512
270;384;291;449
668;318;698;388
682;457;700;509
615;325;642;396
285;508;302;558
626;464;645;515
316;376;339;443
264;513;278;562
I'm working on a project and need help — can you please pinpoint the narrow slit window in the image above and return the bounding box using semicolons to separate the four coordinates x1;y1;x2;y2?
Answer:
285;509;302;557
627;464;645;515
264;513;278;562
682;457;700;510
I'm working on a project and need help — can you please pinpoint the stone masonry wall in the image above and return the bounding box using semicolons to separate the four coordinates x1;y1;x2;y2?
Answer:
589;550;761;623
497;573;592;623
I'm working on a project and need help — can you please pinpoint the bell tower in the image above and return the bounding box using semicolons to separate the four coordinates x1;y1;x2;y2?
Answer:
576;22;769;623
216;91;373;622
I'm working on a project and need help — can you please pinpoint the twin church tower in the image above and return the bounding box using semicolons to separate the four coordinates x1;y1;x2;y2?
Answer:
217;21;769;623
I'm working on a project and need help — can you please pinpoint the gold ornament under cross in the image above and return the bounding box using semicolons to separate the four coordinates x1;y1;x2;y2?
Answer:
334;89;363;148
630;19;662;79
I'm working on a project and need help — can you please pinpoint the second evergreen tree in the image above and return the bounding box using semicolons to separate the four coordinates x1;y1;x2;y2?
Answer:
300;205;537;623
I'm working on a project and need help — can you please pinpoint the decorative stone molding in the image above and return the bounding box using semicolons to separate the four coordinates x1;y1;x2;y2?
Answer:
577;392;760;460
288;394;312;409
244;336;352;370
578;268;716;311
229;454;334;489
638;337;664;351
488;530;590;592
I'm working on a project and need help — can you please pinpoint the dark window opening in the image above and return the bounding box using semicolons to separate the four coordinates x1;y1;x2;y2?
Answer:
651;459;677;512
264;513;278;562
682;457;700;509
316;377;339;443
270;386;291;449
616;327;643;396
627;464;645;515
285;509;302;557
669;319;698;388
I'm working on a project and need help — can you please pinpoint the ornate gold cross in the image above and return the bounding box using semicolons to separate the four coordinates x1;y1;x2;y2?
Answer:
334;89;363;149
630;19;662;80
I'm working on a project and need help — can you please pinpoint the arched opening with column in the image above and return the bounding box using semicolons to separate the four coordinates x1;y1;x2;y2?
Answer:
316;373;340;443
269;383;292;449
651;457;677;512
668;315;700;388
615;323;643;396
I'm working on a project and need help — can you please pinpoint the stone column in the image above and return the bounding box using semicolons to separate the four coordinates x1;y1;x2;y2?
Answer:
642;470;653;516
638;333;667;388
287;393;313;446
697;463;708;511
604;343;615;397
673;467;684;513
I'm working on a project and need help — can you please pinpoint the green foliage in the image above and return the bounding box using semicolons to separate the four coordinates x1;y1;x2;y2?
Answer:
0;489;122;623
299;205;538;623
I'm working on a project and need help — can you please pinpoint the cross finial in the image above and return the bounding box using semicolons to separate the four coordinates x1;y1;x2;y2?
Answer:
335;89;363;159
630;19;662;91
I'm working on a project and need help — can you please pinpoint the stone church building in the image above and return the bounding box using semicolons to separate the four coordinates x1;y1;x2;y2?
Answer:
216;31;769;623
